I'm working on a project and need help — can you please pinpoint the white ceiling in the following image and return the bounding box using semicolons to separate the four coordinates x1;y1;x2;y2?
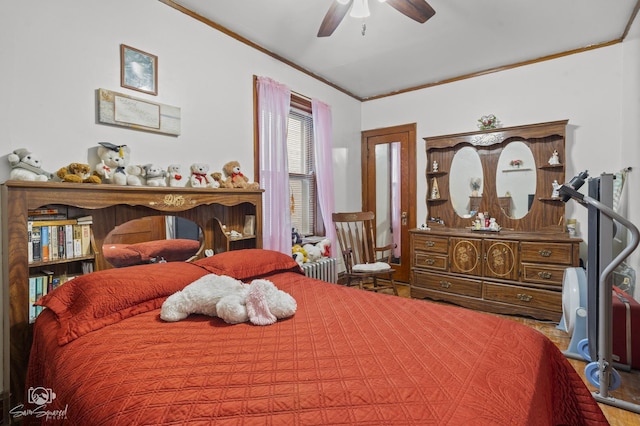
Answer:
166;0;639;100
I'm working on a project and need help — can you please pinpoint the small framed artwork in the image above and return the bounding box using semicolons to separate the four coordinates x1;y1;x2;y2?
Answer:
120;44;158;95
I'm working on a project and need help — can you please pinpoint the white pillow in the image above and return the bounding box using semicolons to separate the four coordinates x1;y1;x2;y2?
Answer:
353;262;391;272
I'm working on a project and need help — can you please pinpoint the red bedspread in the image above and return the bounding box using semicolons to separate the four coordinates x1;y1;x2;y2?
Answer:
24;265;606;424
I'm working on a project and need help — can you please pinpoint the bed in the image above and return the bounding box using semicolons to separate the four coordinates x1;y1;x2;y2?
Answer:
22;249;607;425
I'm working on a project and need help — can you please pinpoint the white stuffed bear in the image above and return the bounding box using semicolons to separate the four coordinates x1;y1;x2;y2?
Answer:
189;163;213;188
144;164;167;187
126;164;146;186
94;142;138;186
7;148;53;181
167;164;185;187
303;243;322;263
160;274;297;325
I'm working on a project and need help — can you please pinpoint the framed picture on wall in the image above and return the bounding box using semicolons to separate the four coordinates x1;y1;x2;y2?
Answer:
120;44;158;96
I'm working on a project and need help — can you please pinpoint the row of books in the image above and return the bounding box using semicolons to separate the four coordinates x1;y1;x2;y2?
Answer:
28;217;93;263
28;269;88;323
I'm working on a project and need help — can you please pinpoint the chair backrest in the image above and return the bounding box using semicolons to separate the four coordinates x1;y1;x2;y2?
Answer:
332;211;378;272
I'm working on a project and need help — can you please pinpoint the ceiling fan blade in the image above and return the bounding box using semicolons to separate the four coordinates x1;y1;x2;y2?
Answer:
385;0;435;23
317;0;353;37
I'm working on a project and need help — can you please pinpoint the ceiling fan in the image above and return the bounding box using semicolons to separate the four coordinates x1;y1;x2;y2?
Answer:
317;0;436;37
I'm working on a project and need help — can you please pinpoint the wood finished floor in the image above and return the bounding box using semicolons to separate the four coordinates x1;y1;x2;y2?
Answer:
389;283;640;426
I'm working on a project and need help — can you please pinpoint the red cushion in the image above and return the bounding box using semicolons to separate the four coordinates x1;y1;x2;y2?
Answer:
194;249;303;280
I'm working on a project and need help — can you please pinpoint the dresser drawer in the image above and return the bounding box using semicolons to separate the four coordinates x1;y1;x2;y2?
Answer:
483;282;561;312
414;252;448;271
413;271;482;298
520;242;573;265
412;234;448;254
521;263;566;286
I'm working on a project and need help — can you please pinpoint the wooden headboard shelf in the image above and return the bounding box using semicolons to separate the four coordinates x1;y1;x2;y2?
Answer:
1;181;263;414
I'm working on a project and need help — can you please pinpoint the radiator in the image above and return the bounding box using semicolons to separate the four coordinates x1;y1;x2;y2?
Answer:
302;258;338;283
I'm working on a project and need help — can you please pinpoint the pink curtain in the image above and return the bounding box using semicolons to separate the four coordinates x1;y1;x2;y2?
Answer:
257;77;291;253
312;99;337;256
390;143;401;258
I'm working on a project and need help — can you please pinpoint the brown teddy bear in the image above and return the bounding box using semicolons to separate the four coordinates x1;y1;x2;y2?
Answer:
57;163;102;184
222;161;259;189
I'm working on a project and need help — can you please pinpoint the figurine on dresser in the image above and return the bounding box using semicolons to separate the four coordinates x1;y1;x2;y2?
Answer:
548;150;560;165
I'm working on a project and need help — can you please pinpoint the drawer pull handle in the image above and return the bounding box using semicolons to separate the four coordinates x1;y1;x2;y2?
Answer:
538;250;552;257
425;241;435;247
440;280;451;289
424;259;435;265
537;271;552;280
517;293;533;302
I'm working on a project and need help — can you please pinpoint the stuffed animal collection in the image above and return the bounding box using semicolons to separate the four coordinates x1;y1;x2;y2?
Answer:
160;274;297;326
56;163;101;184
5;143;261;191
7;148;54;181
292;238;331;265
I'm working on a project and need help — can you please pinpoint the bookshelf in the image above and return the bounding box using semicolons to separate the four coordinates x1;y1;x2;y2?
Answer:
1;181;263;416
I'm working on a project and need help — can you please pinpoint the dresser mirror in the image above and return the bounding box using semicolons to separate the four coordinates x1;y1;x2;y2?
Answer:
102;215;202;267
450;146;483;218
495;140;537;219
425;120;568;233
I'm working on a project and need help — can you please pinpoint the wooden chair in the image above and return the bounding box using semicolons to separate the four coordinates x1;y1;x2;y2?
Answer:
332;211;398;295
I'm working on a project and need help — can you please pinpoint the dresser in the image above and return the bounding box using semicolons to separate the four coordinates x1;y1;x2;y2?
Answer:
410;228;581;321
414;120;581;321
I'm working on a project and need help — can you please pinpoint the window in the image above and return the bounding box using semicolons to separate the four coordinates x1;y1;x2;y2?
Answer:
288;105;317;236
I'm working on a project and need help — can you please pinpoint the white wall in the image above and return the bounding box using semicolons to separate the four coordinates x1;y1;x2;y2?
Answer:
0;0;362;398
362;31;640;299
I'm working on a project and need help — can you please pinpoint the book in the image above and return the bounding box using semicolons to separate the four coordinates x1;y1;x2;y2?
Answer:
41;226;50;262
28;224;33;263
51;226;59;260
31;226;41;262
29;277;37;323
28;208;60;215
65;224;74;260
28;214;68;221
81;224;92;256
75;215;93;225
57;225;66;259
73;225;83;258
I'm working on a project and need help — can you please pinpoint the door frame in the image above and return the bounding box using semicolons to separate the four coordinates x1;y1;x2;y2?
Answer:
361;123;416;283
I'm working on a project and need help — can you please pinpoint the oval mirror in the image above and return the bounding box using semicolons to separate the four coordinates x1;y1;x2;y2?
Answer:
102;216;202;268
450;146;483;218
496;141;537;219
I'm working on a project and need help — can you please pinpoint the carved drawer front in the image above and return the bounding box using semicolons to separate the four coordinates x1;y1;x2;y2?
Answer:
483;282;562;313
449;238;482;276
412;234;448;254
521;263;566;286
413;271;482;298
520;242;573;265
483;240;519;281
414;252;448;271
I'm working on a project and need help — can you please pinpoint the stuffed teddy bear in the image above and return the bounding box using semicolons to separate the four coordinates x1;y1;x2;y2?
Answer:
7;148;53;181
56;163;101;184
210;172;226;188
125;164;146;186
160;274;297;326
292;244;308;266
94;142;136;186
222;161;260;189
292;228;302;245
167;164;185;187
144;164;167;187
317;238;331;258
189;163;214;188
303;243;322;263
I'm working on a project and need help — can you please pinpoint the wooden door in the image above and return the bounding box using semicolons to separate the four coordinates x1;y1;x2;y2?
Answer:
361;123;416;283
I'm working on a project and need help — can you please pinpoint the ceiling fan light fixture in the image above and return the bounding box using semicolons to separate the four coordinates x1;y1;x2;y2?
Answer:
350;0;370;18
